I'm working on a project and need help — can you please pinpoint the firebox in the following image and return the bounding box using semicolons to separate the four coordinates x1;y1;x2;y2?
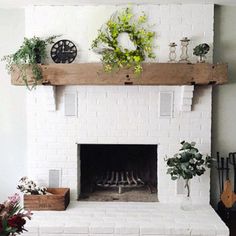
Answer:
78;144;158;202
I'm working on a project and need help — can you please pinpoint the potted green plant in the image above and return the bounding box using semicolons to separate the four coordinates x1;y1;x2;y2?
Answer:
165;141;212;210
193;43;210;63
2;35;58;90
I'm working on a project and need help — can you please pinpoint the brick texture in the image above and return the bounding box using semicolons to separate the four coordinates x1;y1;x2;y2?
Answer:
23;202;229;236
25;4;213;204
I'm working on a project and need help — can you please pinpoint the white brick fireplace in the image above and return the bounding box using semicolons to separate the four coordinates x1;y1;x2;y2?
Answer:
26;4;213;205
22;4;231;236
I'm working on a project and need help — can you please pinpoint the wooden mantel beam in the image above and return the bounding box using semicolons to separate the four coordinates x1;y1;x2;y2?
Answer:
11;63;228;86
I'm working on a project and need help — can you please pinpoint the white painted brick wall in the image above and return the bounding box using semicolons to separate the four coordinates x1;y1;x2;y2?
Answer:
25;4;213;204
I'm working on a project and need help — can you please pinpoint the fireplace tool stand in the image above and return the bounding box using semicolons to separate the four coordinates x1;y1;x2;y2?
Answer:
217;152;236;226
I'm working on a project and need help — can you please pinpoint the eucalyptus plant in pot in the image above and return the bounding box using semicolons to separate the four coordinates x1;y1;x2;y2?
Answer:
2;35;58;90
165;141;213;210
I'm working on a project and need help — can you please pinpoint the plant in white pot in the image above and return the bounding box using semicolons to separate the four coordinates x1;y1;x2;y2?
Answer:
165;141;213;210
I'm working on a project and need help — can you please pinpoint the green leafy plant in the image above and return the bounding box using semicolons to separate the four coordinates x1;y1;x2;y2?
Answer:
2;35;58;90
165;141;213;197
193;43;210;56
91;7;155;75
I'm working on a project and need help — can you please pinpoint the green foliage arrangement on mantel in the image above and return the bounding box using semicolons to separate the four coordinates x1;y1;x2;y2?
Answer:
91;7;156;75
193;43;210;56
165;141;213;197
2;35;58;90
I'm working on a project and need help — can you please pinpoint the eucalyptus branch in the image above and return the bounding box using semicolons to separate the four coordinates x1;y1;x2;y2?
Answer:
185;179;190;197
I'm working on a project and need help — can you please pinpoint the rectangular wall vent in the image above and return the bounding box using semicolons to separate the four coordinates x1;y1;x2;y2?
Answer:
49;169;61;188
64;92;77;116
159;91;173;117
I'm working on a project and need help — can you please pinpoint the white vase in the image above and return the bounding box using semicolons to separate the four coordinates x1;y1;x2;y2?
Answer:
181;196;193;211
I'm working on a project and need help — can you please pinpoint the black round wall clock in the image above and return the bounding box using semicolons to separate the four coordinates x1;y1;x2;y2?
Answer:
51;40;77;63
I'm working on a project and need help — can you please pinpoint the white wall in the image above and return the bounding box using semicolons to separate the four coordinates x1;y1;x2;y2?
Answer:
211;5;236;209
0;9;26;201
25;5;213;204
25;5;214;63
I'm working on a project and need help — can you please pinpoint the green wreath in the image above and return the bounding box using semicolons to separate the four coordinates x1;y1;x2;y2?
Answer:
91;8;155;74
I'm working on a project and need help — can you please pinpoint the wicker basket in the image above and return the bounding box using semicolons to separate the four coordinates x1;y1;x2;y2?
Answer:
24;188;70;211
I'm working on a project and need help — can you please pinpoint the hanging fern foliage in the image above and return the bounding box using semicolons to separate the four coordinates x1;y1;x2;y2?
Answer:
91;8;156;75
2;35;58;90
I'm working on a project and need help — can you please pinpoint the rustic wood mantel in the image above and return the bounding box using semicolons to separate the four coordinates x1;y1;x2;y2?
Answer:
11;63;228;86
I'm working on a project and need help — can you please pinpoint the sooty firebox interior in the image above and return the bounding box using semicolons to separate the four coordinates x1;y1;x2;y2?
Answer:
79;144;158;202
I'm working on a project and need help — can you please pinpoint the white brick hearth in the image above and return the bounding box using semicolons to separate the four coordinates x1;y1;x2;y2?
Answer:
24;202;229;236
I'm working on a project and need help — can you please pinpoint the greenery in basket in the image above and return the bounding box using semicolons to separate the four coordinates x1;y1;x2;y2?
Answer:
2;35;58;90
165;141;213;197
91;7;156;75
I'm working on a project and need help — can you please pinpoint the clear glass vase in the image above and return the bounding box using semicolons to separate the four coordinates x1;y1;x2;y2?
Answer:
181;196;193;210
197;55;206;63
181;179;193;210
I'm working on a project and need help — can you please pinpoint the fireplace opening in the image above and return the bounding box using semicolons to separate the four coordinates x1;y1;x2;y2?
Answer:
78;144;158;202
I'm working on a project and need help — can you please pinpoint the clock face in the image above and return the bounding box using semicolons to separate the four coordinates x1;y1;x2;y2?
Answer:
51;40;77;63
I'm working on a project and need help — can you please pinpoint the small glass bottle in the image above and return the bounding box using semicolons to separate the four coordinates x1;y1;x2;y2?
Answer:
168;42;177;63
197;55;206;63
179;37;190;63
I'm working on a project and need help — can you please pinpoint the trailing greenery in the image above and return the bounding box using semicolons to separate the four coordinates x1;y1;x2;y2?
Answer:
91;7;155;75
2;35;58;90
193;43;210;56
165;141;213;197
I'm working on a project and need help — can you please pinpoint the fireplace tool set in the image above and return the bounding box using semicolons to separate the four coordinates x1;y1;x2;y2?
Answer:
95;171;146;194
217;152;236;221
